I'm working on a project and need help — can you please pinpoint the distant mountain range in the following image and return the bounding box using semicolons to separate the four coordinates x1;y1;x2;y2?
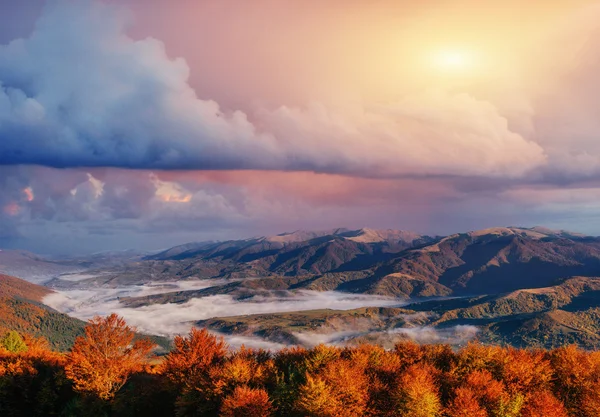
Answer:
4;225;600;350
114;226;600;303
118;226;600;349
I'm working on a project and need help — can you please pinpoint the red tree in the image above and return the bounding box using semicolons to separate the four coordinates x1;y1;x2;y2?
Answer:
221;385;273;417
64;314;154;400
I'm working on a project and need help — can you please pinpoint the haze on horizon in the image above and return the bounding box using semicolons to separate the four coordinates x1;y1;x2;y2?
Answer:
2;0;600;254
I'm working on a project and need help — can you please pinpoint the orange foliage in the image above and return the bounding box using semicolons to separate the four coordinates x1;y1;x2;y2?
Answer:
502;348;553;394
0;350;36;378
579;380;600;417
463;369;506;412
6;317;600;417
221;385;273;417
304;344;341;374
452;343;504;378
161;328;228;415
295;374;341;417
162;327;227;387
397;364;442;417
64;313;155;400
446;387;487;417
0;273;51;301
21;334;51;355
550;344;598;413
394;340;426;369
218;346;274;392
521;390;568;417
322;358;370;416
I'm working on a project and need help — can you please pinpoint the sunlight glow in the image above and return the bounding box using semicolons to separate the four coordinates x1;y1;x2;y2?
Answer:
429;49;477;75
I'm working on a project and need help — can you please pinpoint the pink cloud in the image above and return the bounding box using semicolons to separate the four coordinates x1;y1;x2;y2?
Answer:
3;201;20;216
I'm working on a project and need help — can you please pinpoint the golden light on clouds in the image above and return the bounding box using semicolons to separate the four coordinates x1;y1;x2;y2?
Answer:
158;194;193;204
426;48;480;77
23;186;34;202
151;174;193;204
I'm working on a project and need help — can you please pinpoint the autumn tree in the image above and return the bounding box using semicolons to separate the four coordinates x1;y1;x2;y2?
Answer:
271;346;309;415
396;364;442;417
64;314;154;400
394;340;426;370
0;339;72;416
550;345;597;414
161;327;228;415
21;334;51;356
501;348;552;394
453;343;504;380
521;390;568;417
163;328;228;384
295;374;341;417
349;344;401;415
578;380;600;417
221;385;273;417
218;346;275;395
321;357;370;416
304;344;341;374
463;370;506;413
1;331;27;354
445;387;487;417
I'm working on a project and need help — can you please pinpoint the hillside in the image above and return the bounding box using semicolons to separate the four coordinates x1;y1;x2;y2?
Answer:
31;225;600;350
115;227;600;308
0;249;82;283
379;228;600;295
140;228;435;280
61;227;434;289
0;273;86;350
0;273;172;352
195;277;600;349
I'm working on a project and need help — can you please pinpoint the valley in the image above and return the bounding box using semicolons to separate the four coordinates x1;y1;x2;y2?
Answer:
3;226;600;350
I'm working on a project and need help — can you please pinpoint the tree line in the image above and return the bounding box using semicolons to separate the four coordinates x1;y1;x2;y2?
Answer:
1;313;598;416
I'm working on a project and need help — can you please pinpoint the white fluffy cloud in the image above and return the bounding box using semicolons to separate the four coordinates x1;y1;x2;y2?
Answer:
0;0;546;178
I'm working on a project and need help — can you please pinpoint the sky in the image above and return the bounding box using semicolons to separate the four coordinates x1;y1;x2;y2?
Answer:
2;0;600;254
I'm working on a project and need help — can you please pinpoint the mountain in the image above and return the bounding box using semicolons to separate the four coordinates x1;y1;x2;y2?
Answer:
146;228;433;262
0;249;83;283
26;225;600;350
197;276;600;349
120;226;600;306
0;273;86;350
73;228;432;289
371;227;600;295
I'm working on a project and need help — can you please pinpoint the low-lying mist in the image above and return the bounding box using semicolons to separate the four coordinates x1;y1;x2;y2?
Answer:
43;277;480;349
44;282;401;336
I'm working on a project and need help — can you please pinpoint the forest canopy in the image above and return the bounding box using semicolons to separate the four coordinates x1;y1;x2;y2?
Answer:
0;314;598;416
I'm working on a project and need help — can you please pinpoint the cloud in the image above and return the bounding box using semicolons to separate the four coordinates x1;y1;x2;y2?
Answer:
0;0;546;179
4;1;600;253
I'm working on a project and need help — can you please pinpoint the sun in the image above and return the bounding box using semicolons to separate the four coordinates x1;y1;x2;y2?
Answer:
437;51;466;68
429;49;476;74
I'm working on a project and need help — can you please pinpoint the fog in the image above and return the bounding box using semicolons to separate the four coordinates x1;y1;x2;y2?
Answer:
44;285;403;340
387;325;480;345
293;324;479;348
41;278;484;349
